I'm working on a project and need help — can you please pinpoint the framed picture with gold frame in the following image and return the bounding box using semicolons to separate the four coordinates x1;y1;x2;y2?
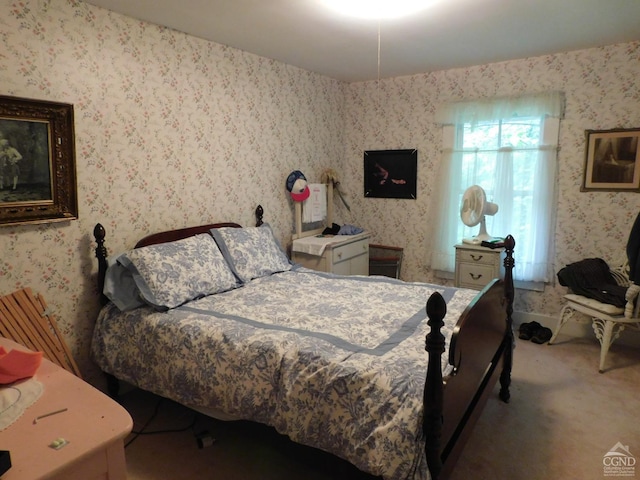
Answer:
0;95;77;226
581;128;640;192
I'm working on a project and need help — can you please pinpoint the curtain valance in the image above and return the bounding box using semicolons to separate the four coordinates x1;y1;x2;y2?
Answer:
435;91;565;125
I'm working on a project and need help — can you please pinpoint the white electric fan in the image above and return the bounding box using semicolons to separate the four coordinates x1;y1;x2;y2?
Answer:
460;185;499;245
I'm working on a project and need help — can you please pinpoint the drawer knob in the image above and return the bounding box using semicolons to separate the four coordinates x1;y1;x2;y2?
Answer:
470;254;483;261
469;273;483;280
337;252;342;259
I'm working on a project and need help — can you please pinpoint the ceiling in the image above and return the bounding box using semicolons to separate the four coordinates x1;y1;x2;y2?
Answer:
82;0;640;82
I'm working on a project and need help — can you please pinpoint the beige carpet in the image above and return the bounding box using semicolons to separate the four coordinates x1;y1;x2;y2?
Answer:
121;330;640;480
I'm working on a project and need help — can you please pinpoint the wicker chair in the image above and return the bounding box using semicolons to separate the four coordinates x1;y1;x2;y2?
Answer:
549;260;640;372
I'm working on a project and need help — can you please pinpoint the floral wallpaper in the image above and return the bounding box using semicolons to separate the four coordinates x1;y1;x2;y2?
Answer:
0;0;345;384
0;0;639;385
340;42;640;321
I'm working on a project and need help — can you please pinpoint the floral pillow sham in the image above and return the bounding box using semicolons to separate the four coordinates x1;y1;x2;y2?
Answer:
118;233;240;310
211;224;292;283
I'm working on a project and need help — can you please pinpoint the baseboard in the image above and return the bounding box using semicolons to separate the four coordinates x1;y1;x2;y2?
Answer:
513;311;640;348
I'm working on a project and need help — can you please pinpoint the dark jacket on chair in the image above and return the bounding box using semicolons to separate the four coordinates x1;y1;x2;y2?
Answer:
557;258;626;307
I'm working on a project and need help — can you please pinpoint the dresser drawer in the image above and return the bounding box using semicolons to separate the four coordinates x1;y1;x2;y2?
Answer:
456;249;495;266
332;239;369;264
457;262;495;289
292;233;371;275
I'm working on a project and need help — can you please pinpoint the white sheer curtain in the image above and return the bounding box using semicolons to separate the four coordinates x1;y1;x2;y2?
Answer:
431;92;564;283
434;91;565;126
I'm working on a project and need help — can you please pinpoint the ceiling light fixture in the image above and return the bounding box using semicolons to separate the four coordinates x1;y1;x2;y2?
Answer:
320;0;439;19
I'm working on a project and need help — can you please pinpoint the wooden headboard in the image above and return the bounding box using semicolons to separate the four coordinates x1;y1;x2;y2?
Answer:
134;222;242;248
94;205;264;305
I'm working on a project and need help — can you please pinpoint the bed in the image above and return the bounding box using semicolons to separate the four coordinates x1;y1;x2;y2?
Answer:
91;205;515;480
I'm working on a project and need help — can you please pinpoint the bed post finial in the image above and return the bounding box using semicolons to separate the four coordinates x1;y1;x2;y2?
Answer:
499;234;515;403
94;223;109;306
255;205;264;227
423;291;446;480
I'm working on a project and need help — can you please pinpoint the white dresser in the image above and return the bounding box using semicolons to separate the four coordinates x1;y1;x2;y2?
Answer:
292;232;371;275
454;243;505;290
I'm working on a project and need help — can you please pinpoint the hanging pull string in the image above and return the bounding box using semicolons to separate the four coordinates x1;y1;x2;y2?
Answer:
377;19;381;109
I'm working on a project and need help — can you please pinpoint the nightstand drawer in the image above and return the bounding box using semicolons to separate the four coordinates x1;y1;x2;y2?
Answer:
454;244;505;290
457;263;495;289
456;249;495;265
332;239;369;264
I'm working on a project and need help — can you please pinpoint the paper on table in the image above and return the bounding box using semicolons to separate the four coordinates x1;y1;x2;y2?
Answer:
0;378;43;431
292;234;352;257
302;184;326;223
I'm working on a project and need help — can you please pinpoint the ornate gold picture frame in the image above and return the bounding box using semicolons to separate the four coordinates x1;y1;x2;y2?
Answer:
0;95;77;226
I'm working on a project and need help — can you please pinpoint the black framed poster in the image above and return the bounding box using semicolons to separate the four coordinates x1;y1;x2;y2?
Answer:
364;149;417;199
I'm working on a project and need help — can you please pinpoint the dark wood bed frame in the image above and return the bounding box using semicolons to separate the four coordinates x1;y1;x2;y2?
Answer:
93;204;515;480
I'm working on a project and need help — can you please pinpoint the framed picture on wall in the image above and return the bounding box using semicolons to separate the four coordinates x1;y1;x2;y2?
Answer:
364;149;417;199
0;95;78;226
581;128;640;192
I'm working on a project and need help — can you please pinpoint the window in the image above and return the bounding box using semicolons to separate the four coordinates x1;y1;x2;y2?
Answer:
432;92;564;283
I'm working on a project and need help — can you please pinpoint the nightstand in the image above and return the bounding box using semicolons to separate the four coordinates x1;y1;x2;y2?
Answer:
291;232;370;275
454;243;505;290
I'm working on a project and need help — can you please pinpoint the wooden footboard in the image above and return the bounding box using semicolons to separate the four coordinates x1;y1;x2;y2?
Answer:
424;235;515;479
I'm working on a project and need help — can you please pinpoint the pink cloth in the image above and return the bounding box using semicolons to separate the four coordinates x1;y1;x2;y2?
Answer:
0;346;43;384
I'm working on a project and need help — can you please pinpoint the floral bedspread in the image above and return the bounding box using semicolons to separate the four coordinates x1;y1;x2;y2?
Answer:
91;269;479;480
